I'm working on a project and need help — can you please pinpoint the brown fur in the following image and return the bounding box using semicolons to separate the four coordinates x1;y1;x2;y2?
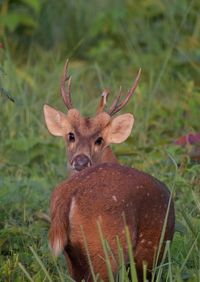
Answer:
49;163;175;281
67;110;111;137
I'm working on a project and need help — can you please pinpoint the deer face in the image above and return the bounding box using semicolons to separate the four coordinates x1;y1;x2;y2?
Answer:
43;60;140;176
43;105;134;175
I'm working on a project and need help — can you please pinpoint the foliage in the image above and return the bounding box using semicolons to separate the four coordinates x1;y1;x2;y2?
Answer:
0;0;200;281
0;0;41;52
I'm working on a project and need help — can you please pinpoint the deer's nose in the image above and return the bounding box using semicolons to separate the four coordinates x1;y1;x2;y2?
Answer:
72;154;92;171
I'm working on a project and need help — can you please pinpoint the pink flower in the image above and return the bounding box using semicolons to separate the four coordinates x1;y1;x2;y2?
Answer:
175;133;200;145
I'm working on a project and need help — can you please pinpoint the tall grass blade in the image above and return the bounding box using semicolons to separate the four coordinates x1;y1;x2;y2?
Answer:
192;191;200;212
155;243;168;282
124;225;138;282
97;221;115;282
142;263;147;282
80;225;98;282
152;192;173;281
116;236;126;282
51;255;68;282
29;246;53;282
166;240;173;282
181;210;198;238
180;234;199;273
18;262;34;282
152;150;177;280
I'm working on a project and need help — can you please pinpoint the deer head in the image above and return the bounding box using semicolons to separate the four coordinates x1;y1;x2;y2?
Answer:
43;61;141;176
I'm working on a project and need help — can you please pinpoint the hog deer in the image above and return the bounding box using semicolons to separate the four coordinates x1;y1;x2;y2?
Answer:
44;62;175;281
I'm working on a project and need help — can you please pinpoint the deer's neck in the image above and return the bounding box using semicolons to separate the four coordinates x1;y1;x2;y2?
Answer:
101;146;118;164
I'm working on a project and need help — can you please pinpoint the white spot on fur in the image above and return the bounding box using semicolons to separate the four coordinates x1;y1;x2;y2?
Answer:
69;197;76;223
112;195;117;202
141;239;146;244
136;185;144;189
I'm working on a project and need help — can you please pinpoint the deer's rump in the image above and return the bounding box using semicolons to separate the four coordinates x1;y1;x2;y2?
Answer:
49;163;175;281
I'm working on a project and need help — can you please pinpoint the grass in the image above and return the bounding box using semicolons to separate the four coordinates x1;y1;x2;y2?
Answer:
0;0;200;281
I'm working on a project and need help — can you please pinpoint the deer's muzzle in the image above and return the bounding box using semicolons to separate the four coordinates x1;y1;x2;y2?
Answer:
72;154;92;172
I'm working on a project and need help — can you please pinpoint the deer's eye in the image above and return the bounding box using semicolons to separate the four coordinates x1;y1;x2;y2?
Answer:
95;137;103;146
68;132;75;142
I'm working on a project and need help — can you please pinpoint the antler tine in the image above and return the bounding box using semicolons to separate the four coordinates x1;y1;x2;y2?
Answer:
108;68;141;116
60;59;73;109
97;89;110;113
108;86;122;115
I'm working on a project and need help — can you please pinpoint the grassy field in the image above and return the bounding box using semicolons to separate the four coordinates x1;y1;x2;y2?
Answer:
0;0;200;281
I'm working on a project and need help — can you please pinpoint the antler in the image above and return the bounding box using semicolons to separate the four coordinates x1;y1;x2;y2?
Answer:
96;89;110;113
108;86;122;115
60;59;73;109
108;68;141;116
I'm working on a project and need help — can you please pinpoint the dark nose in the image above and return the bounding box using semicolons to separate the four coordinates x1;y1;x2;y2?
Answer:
72;154;91;171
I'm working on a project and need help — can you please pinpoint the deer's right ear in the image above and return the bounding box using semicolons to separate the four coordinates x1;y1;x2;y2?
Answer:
43;104;71;136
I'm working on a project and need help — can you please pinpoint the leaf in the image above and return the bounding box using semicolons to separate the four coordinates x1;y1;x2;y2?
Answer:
0;12;37;32
21;0;41;14
175;221;187;235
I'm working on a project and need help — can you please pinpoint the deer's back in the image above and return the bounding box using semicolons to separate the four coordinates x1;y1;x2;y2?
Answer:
50;163;175;281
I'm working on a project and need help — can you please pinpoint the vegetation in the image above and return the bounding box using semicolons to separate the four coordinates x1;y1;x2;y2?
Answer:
0;0;199;281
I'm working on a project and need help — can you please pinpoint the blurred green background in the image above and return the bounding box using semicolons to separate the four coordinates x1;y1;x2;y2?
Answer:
0;0;200;281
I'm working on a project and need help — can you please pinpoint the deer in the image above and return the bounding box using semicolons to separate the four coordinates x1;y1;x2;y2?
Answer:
43;61;175;281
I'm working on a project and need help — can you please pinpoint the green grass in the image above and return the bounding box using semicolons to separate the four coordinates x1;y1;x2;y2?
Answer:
0;0;200;281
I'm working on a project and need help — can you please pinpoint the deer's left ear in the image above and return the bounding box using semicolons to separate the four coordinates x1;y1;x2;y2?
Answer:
103;113;134;144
